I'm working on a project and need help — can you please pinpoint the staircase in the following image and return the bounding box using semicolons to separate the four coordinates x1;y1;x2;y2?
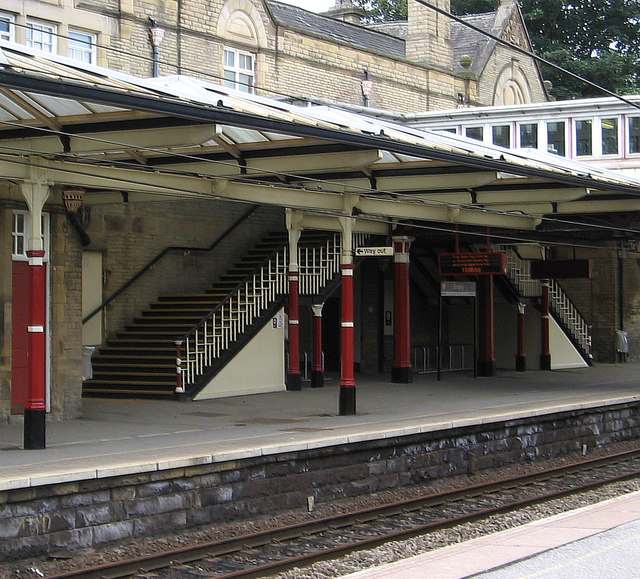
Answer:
83;231;346;399
496;245;592;362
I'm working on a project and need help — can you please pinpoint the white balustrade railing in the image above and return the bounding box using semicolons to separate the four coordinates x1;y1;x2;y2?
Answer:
178;233;352;389
548;282;592;355
496;245;592;357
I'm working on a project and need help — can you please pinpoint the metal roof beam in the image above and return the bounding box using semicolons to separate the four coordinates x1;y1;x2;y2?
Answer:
0;154;542;228
291;213;389;235
376;171;501;191
3;124;221;155
356;196;541;229
159;149;383;178
556;199;640;214
477;187;590;204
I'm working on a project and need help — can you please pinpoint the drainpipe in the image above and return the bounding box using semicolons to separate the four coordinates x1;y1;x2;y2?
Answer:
361;70;373;108
149;18;165;77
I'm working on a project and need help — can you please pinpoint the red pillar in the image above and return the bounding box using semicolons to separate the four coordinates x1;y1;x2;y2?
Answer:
478;230;495;377
392;237;412;383
339;263;356;415
287;267;302;390
540;279;551;370
516;303;526;372
311;304;324;388
24;249;47;449
478;276;496;376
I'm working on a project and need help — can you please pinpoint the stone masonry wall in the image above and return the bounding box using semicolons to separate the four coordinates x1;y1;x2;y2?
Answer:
2;402;639;559
85;201;283;341
0;202;14;420
49;204;83;420
622;252;640;361
406;0;453;71
16;0;472;113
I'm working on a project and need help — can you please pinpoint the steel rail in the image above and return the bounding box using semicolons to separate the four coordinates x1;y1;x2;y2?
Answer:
47;447;640;579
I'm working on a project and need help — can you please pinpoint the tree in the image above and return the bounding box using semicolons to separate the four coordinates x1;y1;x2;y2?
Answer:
353;0;407;22
450;0;640;99
522;0;640;99
450;0;496;13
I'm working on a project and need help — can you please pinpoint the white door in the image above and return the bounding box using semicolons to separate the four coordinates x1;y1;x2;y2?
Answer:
82;251;103;346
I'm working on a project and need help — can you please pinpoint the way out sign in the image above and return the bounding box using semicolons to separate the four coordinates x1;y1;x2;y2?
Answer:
355;246;394;257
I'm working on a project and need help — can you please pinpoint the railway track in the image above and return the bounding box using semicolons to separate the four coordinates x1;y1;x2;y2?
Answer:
49;447;640;579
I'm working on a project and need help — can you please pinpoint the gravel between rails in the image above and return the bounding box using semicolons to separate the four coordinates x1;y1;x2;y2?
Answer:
3;440;640;578
273;479;640;579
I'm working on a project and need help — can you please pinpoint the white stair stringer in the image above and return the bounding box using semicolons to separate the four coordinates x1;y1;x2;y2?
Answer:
178;233;364;392
496;246;592;361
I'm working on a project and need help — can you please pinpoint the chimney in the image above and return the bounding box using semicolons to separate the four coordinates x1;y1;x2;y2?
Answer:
406;0;453;69
322;0;366;25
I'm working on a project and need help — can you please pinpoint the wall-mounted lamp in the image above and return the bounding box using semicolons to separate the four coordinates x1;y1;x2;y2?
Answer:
149;17;165;77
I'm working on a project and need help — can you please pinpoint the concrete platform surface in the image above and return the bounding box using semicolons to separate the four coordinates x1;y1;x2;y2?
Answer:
343;490;640;579
1;364;640;490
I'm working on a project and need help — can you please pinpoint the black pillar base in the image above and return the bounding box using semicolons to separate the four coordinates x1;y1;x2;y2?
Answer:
391;366;412;383
339;387;356;415
477;360;496;377
24;409;46;450
286;372;302;391
516;355;526;372
311;371;324;388
540;354;552;371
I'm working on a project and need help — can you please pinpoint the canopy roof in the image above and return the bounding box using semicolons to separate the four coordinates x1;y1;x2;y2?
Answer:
1;41;640;236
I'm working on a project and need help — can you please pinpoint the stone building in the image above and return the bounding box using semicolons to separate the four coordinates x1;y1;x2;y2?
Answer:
0;0;546;112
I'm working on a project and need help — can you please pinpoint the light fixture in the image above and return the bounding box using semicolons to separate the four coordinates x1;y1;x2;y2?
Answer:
361;69;373;107
149;18;165;77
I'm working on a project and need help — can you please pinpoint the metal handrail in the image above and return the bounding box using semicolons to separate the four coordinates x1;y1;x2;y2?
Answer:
82;205;259;325
496;245;592;356
178;233;350;389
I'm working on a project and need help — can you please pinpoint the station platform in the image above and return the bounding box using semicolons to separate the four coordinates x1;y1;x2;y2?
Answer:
344;490;640;578
1;363;640;491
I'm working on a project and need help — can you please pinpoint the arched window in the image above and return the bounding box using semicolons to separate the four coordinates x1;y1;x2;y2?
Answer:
501;80;526;105
217;1;266;93
493;62;532;106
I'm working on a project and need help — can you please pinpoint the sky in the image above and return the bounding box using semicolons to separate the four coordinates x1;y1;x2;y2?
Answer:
279;0;336;12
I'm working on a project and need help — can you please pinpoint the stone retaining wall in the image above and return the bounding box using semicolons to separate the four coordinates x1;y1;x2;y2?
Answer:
2;402;640;559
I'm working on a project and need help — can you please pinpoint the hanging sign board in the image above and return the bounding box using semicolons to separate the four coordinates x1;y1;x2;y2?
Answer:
441;281;477;297
355;246;394;257
530;259;593;279
438;252;507;276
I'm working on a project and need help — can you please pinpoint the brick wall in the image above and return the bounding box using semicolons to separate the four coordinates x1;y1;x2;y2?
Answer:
406;0;453;72
7;0;546;113
0;202;13;419
552;245;624;364
49;206;83;420
85;201;283;340
15;0;481;113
